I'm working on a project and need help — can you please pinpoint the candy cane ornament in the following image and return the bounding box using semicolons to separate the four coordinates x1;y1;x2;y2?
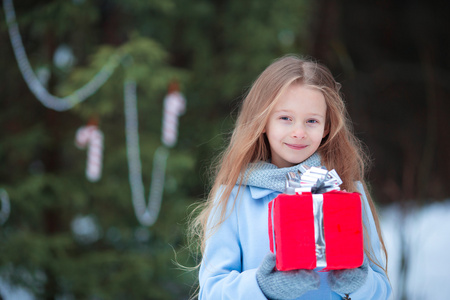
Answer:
161;90;186;148
75;125;104;182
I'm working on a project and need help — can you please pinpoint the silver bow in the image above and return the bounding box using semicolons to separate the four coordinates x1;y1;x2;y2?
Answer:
285;165;343;195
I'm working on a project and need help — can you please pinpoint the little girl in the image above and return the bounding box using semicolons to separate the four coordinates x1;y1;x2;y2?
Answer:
192;55;391;299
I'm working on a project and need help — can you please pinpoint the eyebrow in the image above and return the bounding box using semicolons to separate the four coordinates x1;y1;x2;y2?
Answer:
273;110;325;118
308;113;326;118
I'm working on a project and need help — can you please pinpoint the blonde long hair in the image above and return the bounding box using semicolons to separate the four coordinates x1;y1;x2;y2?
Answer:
190;55;387;271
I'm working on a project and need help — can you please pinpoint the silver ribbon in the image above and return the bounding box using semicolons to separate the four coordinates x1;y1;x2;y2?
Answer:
313;194;326;268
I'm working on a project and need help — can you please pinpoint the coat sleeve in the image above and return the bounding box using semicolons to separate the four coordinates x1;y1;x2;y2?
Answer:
334;182;392;299
199;187;267;300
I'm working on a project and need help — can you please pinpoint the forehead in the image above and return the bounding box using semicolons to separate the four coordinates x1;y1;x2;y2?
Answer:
272;83;326;112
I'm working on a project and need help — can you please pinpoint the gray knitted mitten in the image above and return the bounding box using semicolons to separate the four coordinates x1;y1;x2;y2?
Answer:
327;258;369;295
256;253;320;300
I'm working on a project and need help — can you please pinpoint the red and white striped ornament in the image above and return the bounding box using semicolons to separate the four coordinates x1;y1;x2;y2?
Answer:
161;88;186;148
75;125;104;182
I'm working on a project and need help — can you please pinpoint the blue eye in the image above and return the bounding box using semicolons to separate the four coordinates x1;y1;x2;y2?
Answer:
280;116;291;121
307;119;318;124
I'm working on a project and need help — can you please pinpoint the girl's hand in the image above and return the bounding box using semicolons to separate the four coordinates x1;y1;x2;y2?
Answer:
256;253;320;300
327;257;369;295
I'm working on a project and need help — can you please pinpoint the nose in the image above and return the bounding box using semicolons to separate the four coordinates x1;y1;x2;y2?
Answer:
291;125;306;139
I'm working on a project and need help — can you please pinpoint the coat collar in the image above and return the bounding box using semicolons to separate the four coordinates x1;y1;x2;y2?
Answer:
249;185;279;199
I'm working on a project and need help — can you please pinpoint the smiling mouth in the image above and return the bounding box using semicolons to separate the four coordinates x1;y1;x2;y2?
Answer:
285;143;308;150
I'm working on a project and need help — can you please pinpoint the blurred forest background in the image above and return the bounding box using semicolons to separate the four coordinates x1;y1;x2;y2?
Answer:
0;0;449;299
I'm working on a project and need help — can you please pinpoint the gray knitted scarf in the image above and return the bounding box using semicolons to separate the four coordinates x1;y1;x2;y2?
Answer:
242;152;322;193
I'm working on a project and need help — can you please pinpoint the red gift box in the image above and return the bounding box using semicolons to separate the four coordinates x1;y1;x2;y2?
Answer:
268;191;363;271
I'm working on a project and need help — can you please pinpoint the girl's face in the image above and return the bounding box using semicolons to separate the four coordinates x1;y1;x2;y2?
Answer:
264;83;328;168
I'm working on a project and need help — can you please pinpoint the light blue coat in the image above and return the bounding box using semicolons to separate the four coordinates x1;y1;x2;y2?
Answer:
199;182;391;299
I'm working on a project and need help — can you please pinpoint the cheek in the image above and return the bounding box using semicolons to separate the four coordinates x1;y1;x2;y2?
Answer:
265;121;278;137
268;125;285;139
311;126;327;142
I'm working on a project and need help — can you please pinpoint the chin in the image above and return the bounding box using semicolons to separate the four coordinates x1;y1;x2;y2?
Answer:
292;157;309;165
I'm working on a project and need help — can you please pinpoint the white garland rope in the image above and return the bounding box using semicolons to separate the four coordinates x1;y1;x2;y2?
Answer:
3;0;186;227
124;80;172;226
2;0;122;111
0;189;11;225
75;125;104;182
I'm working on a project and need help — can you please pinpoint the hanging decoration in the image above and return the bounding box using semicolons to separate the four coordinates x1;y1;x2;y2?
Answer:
75;122;104;182
0;189;11;225
124;80;186;226
53;44;76;71
2;0;122;111
3;0;187;227
161;82;187;148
